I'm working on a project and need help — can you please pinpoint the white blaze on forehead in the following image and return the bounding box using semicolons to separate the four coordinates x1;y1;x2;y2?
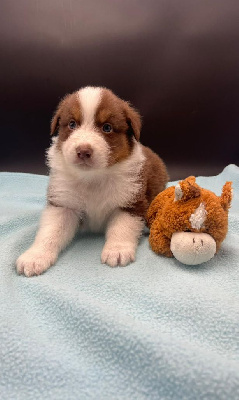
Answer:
189;202;207;230
77;86;102;126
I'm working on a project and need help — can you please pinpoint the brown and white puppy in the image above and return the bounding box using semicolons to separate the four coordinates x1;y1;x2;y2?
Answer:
16;87;168;276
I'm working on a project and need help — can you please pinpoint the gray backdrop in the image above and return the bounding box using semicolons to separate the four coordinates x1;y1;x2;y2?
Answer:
1;0;239;179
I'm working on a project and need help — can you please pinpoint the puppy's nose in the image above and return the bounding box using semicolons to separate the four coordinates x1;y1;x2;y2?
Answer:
76;145;93;160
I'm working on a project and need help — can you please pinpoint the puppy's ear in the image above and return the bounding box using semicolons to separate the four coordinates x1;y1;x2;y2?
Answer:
123;101;142;141
50;98;65;135
50;113;60;136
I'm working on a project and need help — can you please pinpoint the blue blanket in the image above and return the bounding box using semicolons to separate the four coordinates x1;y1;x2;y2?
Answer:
0;165;239;400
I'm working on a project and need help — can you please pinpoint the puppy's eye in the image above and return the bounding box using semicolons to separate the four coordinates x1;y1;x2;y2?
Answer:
102;123;112;133
68;120;77;130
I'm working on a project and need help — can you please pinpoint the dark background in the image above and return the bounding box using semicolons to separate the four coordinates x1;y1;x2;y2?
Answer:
1;0;239;180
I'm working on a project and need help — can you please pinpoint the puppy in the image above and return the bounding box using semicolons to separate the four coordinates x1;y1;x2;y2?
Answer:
16;87;168;276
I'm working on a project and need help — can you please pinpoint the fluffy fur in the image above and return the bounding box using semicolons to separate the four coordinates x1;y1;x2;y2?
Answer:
17;86;168;276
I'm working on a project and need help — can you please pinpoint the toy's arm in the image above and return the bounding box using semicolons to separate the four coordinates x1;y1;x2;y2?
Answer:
149;222;173;257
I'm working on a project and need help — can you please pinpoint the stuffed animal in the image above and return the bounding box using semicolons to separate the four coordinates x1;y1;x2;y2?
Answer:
146;176;232;265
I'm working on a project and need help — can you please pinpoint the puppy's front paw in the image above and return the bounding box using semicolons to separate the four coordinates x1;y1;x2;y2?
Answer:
101;243;135;267
16;247;57;277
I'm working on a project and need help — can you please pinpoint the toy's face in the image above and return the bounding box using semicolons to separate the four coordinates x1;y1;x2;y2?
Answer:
170;231;217;265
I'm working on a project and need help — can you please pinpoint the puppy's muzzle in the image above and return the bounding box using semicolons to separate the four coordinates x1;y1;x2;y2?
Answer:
76;145;93;160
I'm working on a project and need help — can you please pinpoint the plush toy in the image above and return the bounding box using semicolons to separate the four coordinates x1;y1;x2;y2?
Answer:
146;176;232;265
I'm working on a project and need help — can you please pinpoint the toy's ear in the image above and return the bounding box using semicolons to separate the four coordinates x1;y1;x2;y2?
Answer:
220;181;233;211
174;176;201;201
123;101;142;141
185;176;196;185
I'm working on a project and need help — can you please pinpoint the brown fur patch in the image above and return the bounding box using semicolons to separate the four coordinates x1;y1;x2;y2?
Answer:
95;88;141;166
50;92;82;146
123;100;142;141
122;146;169;219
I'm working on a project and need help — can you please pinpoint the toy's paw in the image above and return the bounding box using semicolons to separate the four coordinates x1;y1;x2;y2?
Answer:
16;247;57;277
101;243;135;267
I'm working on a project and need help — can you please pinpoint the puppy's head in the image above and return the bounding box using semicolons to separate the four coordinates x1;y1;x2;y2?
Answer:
51;87;141;170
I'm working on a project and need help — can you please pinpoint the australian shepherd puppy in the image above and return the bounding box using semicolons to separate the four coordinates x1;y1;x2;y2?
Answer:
17;87;168;276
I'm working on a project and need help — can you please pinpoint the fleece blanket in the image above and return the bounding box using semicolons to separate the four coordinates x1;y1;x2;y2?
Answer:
0;165;239;400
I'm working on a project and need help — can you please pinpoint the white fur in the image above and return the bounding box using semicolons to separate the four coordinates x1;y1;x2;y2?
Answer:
189;202;207;230
61;128;110;170
77;86;102;126
47;138;145;232
16;206;78;276
101;210;144;267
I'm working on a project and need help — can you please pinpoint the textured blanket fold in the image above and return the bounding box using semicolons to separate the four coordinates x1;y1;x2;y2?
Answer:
0;165;239;400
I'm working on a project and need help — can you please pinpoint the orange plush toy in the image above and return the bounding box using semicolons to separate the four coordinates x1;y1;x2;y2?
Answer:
147;176;232;265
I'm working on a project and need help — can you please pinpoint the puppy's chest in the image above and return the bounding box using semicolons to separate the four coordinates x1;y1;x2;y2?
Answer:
50;173;142;230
